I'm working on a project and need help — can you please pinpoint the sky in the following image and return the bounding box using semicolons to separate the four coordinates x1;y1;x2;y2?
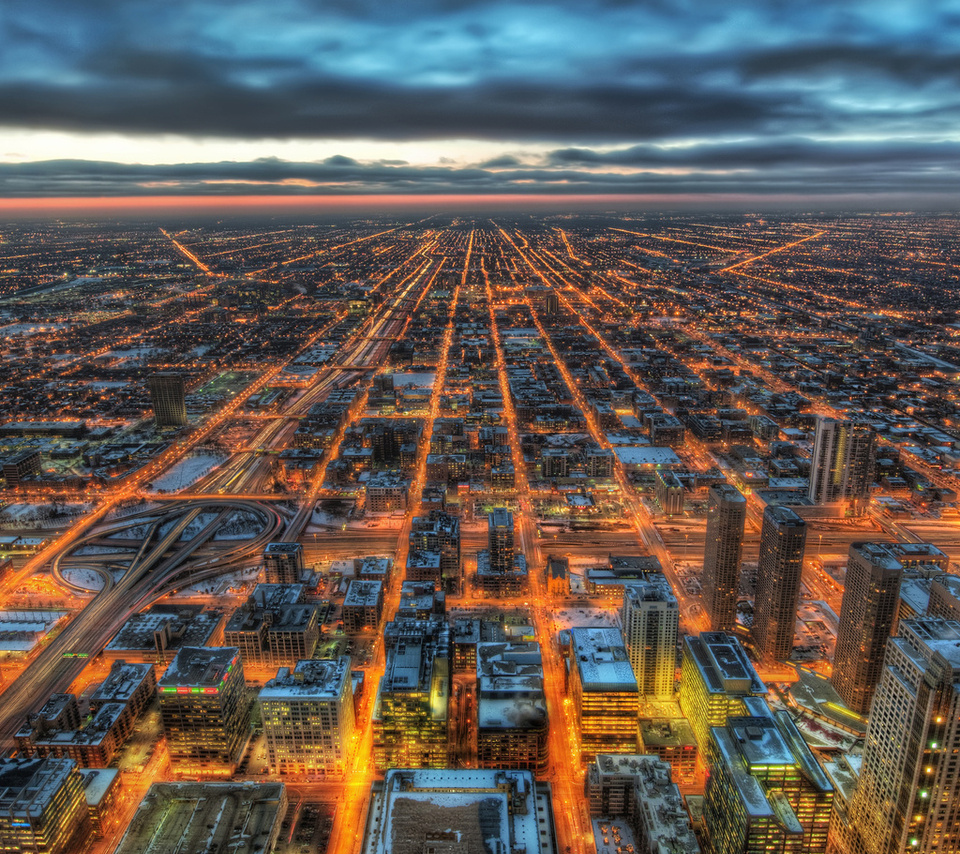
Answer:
2;0;960;209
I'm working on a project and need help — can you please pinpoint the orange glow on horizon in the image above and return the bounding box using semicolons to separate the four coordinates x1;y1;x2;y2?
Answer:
0;192;846;216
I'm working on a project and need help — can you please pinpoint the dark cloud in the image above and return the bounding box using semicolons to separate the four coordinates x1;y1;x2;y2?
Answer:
1;0;959;199
3;156;960;199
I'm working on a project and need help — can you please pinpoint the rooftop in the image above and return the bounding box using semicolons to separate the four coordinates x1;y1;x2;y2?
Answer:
159;646;240;689
259;657;351;701
114;782;285;854
571;627;638;693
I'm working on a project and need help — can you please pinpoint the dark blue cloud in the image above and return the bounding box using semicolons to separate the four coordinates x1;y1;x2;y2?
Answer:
1;0;959;198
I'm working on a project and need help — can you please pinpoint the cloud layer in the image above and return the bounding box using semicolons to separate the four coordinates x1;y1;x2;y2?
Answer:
2;0;960;200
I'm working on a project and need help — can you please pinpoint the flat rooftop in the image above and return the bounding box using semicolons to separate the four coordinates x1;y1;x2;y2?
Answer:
363;769;549;854
685;633;767;696
115;782;285;854
571;627;637;693
159;646;239;689
259;657;351;701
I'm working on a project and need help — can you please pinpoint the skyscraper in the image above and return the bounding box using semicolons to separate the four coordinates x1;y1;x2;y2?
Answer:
841;619;960;854
488;508;514;573
831;542;903;715
808;418;875;508
702;485;747;633
147;371;187;427
620;573;679;699
752;506;806;663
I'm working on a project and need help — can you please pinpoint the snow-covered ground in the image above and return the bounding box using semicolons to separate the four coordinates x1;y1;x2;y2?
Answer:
0;502;92;529
551;607;620;632
62;568;106;592
74;545;127;556
149;453;227;492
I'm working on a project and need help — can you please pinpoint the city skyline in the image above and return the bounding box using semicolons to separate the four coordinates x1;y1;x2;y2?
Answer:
2;0;960;212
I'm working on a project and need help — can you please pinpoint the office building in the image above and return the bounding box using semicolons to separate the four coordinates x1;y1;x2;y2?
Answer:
586;754;700;854
702;485;747;633
841;619;960;854
0;756;87;854
223;584;319;668
620;573;679;699
489;508;515;572
103;604;224;665
362;769;557;854
752;506;806;663
477;508;527;595
158;647;250;776
114;782;286;854
342;579;384;633
476;642;548;774
705;698;833;854
258;657;355;777
831;543;903;715
569;627;639;760
638;719;698;785
679;633;768;750
808;418;874;508
373;619;450;772
147;371;187;427
262;542;303;585
409;511;461;594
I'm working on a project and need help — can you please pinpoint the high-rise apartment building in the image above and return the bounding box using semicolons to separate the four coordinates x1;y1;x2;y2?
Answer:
158;647;249;776
147;371;187;427
808;418;875;508
477;508;527;594
262;542;303;585
840;619;960;854
752;506;806;663
705;698;834;854
831;543;903;715
258;657;355;777
620;573;679;699
702;485;747;633
569;627;639;760
488;508;514;573
409;511;461;594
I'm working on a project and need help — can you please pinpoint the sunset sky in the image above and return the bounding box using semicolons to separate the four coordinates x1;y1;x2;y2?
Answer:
2;0;959;208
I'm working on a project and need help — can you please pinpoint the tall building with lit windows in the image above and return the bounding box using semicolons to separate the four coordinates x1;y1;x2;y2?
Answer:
258;657;355;777
831;543;903;715
158;647;249;776
569;627;639;760
702;484;747;633
752;506;806;663
808;418;875;509
679;632;768;751
839;619;960;854
373;619;450;772
147;371;187;427
0;756;87;854
620;573;679;699
705;698;834;854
